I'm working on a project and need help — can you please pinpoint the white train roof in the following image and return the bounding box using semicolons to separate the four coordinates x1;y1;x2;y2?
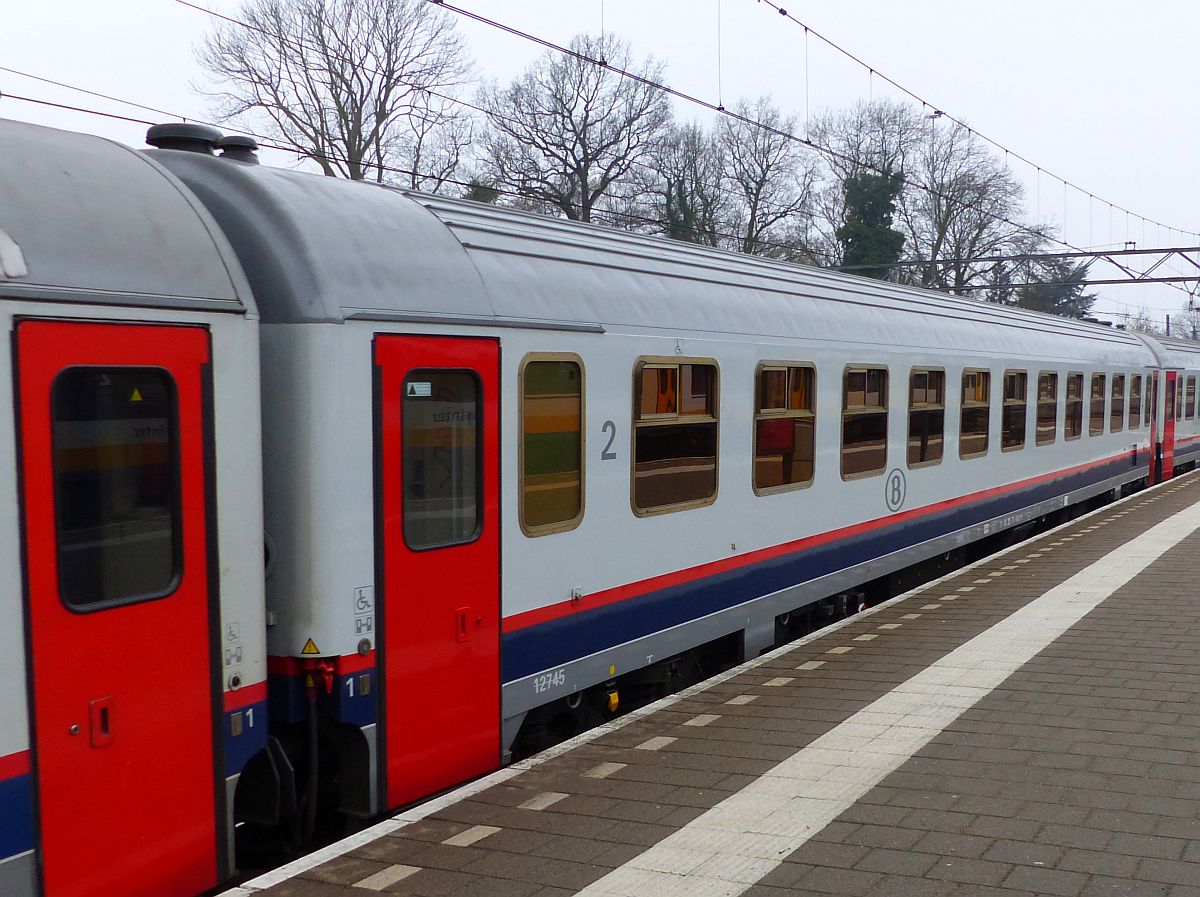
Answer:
154;143;1157;366
0;119;252;313
1150;335;1200;370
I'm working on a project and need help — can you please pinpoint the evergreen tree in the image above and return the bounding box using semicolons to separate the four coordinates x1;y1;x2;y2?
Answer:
836;171;905;279
1016;260;1096;319
463;179;500;204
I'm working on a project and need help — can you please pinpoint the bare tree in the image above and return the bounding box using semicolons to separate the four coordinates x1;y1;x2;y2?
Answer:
476;33;672;223
894;119;1031;293
1125;306;1163;335
198;0;471;186
718;97;816;257
1174;300;1200;339
650;122;726;246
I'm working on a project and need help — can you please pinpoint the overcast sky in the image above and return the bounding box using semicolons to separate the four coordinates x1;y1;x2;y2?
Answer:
4;0;1197;326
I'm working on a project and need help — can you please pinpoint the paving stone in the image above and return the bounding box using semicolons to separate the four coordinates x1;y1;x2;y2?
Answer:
925;856;1012;886
794;865;882;895
1002;864;1089;896
300;856;390;885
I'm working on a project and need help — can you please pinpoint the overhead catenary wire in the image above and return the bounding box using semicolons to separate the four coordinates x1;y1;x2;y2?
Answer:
0;88;845;266
754;0;1200;242
418;0;1192;297
3;88;1190;328
168;0;809;223
10;0;1192;302
168;0;1188;295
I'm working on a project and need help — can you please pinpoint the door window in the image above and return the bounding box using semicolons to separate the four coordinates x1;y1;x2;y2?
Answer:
52;367;180;609
402;370;481;549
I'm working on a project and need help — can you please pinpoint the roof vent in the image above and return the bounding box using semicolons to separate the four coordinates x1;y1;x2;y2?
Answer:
218;135;260;164
145;123;223;155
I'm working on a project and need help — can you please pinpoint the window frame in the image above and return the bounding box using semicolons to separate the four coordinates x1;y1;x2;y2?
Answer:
401;368;484;552
753;361;817;495
1035;371;1058;447
1129;374;1143;430
518;352;586;537
1089;372;1107;437
1065;371;1085;441
959;367;992;460
51;364;184;612
1110;373;1125;434
906;366;945;469
630;355;720;517
841;364;890;481
1001;369;1029;453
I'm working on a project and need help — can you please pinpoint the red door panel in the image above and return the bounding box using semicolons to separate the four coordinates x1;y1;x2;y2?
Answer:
376;335;500;808
1163;371;1177;480
17;320;218;897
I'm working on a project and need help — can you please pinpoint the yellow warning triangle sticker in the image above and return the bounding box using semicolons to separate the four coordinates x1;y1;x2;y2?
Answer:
130;388;143;402
301;638;320;655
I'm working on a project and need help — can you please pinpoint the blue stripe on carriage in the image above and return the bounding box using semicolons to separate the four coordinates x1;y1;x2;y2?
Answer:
501;453;1145;682
0;773;33;860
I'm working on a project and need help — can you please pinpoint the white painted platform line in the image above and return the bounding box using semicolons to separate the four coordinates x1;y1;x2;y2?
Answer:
352;864;419;890
637;736;677;751
520;791;568;811
442;824;500;847
573;498;1200;897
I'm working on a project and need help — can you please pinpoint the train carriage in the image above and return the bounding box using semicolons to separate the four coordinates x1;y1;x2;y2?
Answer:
151;125;1177;833
0;120;267;897
1149;337;1200;474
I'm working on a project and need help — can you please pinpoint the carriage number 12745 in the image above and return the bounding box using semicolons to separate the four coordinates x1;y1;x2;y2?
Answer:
533;667;567;694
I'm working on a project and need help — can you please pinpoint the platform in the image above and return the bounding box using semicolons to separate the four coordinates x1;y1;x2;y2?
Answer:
227;470;1200;897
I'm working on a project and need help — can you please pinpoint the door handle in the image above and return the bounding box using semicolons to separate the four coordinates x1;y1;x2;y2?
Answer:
456;607;470;643
89;697;113;748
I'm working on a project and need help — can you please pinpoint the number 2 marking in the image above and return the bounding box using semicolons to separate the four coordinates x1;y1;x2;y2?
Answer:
601;420;618;460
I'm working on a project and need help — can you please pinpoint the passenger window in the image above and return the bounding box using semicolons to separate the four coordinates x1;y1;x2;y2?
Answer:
1188;376;1197;420
520;357;583;535
1130;375;1142;429
1036;372;1057;446
633;359;718;513
1089;373;1106;436
402;370;480;549
1110;374;1125;433
960;369;991;458
907;369;944;467
1001;370;1028;451
842;367;888;478
1177;377;1185;422
1167;377;1177;421
754;364;815;492
1145;377;1153;427
1065;372;1084;439
52;367;180;608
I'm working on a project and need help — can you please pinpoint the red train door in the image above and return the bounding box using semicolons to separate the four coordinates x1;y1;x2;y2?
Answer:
1163;370;1177;480
17;320;219;897
375;335;500;808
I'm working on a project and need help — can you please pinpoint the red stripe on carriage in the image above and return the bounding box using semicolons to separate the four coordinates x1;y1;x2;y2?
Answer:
503;449;1142;634
0;751;31;781
223;682;268;712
